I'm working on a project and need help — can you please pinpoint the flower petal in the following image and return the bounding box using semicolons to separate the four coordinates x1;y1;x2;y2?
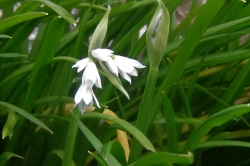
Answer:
129;59;146;68
119;69;131;84
75;85;83;104
78;100;87;114
73;58;90;72
83;62;102;88
91;48;113;61
105;57;118;75
128;68;138;76
91;90;100;108
114;56;134;73
82;85;93;105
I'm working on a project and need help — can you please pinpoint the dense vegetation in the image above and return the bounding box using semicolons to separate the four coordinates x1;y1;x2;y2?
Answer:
1;0;250;165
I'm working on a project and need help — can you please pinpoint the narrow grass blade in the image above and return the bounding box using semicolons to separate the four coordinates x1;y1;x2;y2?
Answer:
62;115;78;166
0;152;23;165
102;141;115;160
0;101;53;134
88;151;108;166
72;113;122;166
162;92;178;153
23;16;66;111
2;110;18;139
183;104;250;152
211;60;250;114
31;0;76;24
0;34;11;38
0;53;27;58
43;150;76;166
196;140;250;149
0;12;47;32
134;152;193;166
81;112;155;152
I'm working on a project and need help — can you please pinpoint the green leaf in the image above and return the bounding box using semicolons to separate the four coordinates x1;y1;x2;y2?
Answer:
2;110;18;139
162;92;178;153
72;113;122;166
0;34;11;38
183;104;250;152
203;15;250;37
0;53;27;58
43;150;76;166
0;63;33;86
23;16;66;112
154;115;203;124
148;0;226;138
88;7;110;56
88;151;108;166
0;101;53;134
30;0;76;24
197;140;250;149
0;152;23;165
81;112;155;152
134;152;193;166
0;12;47;32
211;60;250;114
102;141;115;160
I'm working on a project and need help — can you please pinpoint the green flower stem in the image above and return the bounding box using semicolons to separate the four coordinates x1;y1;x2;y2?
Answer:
129;67;158;162
62;111;79;166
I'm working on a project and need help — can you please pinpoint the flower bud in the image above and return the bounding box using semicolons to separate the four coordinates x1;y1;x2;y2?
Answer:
146;0;170;69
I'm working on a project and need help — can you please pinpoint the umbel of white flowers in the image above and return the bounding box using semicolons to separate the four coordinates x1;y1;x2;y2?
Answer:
72;48;145;113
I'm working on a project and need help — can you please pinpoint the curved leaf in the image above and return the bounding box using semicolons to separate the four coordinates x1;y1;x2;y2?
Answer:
2;110;18;139
0;12;47;32
0;152;23;164
0;101;53;134
81;112;155;152
183;104;250;152
0;34;11;38
43;150;76;166
72;113;122;166
134;152;193;166
30;0;76;24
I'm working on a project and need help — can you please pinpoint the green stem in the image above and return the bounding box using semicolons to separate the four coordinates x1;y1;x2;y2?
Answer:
62;111;79;166
129;67;158;163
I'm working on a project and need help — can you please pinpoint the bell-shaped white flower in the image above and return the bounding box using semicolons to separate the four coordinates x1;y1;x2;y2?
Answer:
72;58;102;88
74;84;100;114
91;48;113;61
112;55;145;83
91;48;146;84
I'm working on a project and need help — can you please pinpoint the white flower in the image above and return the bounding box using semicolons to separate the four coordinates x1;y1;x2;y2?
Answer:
112;55;145;83
91;48;146;84
72;58;102;88
91;48;113;61
74;84;100;114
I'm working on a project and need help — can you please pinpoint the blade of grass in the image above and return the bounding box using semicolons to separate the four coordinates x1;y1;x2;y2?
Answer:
0;101;52;134
162;92;178;153
183;104;250;152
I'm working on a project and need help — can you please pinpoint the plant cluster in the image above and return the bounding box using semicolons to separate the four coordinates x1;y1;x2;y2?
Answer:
1;0;250;166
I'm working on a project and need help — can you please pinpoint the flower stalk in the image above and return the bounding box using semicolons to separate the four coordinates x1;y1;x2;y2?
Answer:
129;0;170;163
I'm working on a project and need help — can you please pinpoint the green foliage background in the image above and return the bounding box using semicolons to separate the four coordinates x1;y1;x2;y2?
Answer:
1;0;250;165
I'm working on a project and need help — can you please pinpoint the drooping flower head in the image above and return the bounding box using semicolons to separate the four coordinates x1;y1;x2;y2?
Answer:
72;57;101;113
73;57;102;88
91;48;146;84
74;84;100;114
73;48;146;113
